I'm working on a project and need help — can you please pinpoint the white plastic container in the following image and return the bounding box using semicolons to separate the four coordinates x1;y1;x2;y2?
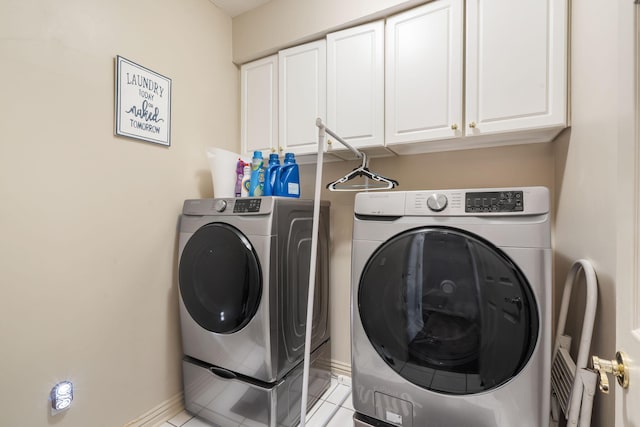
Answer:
206;147;239;198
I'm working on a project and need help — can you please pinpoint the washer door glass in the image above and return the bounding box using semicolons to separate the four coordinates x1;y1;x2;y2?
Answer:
179;223;262;334
358;227;539;395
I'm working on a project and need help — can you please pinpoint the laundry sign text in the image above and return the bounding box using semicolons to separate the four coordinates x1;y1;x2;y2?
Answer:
115;56;172;146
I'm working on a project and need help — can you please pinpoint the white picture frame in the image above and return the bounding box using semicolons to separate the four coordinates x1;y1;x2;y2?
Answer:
115;56;172;146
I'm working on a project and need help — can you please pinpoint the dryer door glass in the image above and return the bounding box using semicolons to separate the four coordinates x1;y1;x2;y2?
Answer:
358;227;539;395
179;223;262;334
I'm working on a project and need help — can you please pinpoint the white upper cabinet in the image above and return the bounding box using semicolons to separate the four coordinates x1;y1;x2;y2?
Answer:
465;0;567;137
241;55;278;156
385;0;464;147
240;0;568;158
386;0;567;154
327;21;386;158
278;40;327;156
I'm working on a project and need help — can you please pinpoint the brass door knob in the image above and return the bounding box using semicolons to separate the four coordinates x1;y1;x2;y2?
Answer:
468;121;477;129
592;351;630;394
451;124;458;130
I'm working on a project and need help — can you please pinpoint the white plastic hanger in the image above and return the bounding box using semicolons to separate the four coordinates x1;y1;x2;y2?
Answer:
326;151;398;191
316;119;399;191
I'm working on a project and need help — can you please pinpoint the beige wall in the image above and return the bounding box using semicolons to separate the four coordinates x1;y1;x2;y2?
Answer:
552;1;621;426
0;0;237;425
0;0;623;425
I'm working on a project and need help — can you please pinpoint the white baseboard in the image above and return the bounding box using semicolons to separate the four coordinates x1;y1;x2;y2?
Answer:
330;359;351;378
125;359;351;427
124;392;184;427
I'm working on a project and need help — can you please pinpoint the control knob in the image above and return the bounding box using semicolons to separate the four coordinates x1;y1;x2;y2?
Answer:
214;199;227;212
427;193;448;212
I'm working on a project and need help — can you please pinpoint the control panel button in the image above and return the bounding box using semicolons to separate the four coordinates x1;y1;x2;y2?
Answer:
427;193;448;212
214;199;227;212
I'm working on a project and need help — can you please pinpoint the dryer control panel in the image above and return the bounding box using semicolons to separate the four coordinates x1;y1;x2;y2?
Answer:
355;187;550;217
465;191;523;213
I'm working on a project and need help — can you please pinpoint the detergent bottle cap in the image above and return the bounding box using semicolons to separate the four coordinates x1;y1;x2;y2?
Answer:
268;153;280;163
253;151;263;159
284;153;296;163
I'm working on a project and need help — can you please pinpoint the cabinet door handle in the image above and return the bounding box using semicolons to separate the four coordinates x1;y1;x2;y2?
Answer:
468;122;477;129
451;124;458;130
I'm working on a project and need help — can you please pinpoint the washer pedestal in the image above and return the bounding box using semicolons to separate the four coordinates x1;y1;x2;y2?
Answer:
184;340;331;427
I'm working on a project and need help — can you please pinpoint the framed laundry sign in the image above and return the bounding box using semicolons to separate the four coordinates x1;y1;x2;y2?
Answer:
115;56;172;146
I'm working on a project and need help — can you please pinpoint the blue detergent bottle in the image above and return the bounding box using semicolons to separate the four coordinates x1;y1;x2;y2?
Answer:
249;151;264;196
276;153;300;198
263;153;281;196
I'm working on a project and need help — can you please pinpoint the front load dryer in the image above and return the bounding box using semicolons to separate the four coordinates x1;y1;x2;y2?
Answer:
351;187;551;427
178;197;331;427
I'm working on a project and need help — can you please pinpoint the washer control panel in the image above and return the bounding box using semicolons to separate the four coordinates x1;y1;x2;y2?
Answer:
465;191;523;213
233;198;262;213
183;198;270;216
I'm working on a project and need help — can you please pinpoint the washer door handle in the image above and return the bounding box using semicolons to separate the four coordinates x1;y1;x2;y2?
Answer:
505;296;523;310
209;366;237;380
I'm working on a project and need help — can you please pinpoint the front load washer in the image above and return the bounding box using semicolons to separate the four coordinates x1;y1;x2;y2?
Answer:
351;187;551;427
178;197;331;427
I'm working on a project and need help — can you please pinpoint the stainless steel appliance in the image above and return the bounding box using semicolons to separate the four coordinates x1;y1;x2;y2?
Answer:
351;187;551;427
178;197;331;426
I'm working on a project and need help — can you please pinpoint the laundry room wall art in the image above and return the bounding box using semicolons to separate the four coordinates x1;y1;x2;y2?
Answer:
115;56;172;146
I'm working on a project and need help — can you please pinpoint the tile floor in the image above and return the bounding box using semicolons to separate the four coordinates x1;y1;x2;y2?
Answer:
161;375;354;427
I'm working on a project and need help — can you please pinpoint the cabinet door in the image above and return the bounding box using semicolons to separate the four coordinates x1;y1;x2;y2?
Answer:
385;0;463;146
327;21;384;153
279;40;326;155
465;0;567;136
241;55;278;157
